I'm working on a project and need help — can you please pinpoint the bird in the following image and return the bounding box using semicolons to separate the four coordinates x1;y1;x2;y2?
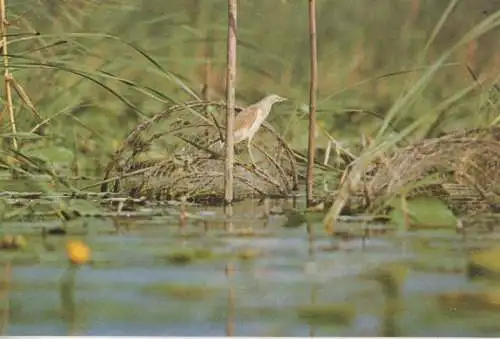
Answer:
232;94;287;164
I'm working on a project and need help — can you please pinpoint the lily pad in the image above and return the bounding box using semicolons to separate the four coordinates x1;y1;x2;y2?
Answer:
236;247;262;260
282;210;323;228
438;289;500;313
296;303;355;325
161;247;214;265
282;210;307;228
0;234;28;250
365;263;409;299
468;247;500;280
143;283;217;301
389;196;458;230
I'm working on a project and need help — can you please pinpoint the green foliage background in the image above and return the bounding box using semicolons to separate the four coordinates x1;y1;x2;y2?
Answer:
1;0;499;177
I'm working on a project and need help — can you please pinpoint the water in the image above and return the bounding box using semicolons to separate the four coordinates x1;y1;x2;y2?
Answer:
0;198;499;336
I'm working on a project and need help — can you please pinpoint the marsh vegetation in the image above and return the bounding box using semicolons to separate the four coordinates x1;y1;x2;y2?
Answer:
0;0;499;335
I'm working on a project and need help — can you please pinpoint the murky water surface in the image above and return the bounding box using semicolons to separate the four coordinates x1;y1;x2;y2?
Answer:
0;197;499;336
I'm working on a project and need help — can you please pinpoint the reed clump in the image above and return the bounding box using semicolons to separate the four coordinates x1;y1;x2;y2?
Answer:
100;101;299;203
333;127;500;216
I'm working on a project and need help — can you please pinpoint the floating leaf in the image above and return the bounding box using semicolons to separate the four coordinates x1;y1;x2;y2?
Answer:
237;247;262;260
282;210;324;228
366;263;409;299
162;248;213;265
468;247;500;280
389;196;458;230
0;234;28;250
438;289;500;313
282;210;307;228
143;283;216;301
297;303;355;325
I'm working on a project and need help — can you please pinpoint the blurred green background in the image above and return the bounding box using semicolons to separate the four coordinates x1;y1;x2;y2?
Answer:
2;0;499;176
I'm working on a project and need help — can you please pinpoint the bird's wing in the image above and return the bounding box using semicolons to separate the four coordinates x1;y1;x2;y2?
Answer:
234;105;261;132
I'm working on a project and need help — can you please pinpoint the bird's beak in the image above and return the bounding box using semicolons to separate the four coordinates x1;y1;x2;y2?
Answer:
279;96;288;102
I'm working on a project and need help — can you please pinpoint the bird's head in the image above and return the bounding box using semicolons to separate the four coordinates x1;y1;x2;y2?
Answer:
266;94;288;104
255;94;288;116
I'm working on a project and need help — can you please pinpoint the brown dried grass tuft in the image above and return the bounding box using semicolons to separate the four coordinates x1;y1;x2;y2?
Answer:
354;127;500;215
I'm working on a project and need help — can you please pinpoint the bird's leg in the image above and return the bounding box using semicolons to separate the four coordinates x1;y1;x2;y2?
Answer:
247;138;258;166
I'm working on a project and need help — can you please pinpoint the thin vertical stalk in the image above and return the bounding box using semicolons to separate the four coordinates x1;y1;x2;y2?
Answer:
200;1;214;101
224;0;237;206
410;0;421;25
0;0;16;150
202;41;213;101
306;0;318;207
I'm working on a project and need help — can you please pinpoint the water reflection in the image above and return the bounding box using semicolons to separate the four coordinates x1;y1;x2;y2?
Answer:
225;261;235;336
306;221;316;337
0;262;11;335
59;266;87;335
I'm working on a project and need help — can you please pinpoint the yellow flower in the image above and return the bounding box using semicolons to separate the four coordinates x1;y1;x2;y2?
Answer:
66;240;91;265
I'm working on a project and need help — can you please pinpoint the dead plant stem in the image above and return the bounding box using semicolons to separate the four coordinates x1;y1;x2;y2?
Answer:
224;0;237;206
306;0;318;206
0;0;17;150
